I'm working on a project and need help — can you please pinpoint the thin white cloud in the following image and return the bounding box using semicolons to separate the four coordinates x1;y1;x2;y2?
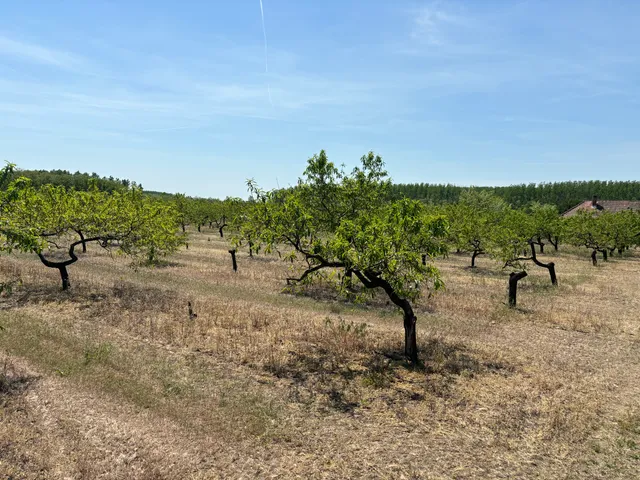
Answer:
258;0;273;106
398;2;639;102
0;31;382;130
411;2;472;45
0;35;84;69
58;93;178;113
4;8;631;143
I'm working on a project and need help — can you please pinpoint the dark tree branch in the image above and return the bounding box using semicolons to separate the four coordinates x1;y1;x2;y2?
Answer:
41;231;64;238
44;239;63;249
37;235;117;269
353;270;411;314
353;269;418;363
504;255;532;268
37;251;77;269
286;259;345;285
529;241;557;285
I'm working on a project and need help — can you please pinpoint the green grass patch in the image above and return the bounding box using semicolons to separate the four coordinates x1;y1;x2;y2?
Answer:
0;310;284;439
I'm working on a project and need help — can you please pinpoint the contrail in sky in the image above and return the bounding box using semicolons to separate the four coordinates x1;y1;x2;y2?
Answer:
259;0;273;106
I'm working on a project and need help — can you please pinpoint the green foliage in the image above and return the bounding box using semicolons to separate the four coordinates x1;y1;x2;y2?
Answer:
599;211;640;251
0;161;16;190
566;211;609;252
444;190;506;261
120;192;187;265
529;202;564;246
5;183;184;257
332;197;448;299
0;168;185;286
83;342;113;366
491;208;535;270
15;168;135;192
172;194;246;234
241;149;448;312
0;163;40;253
324;317;368;338
566;210;640;253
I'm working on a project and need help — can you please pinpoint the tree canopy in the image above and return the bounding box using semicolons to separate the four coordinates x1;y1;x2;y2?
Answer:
238;150;449;362
1;175;184;289
15;168;137;192
443;190;507;267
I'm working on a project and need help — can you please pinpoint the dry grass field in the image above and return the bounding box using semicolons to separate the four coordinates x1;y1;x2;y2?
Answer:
1;229;639;479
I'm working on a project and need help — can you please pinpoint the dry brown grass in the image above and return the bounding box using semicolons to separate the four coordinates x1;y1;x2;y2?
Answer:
1;230;639;479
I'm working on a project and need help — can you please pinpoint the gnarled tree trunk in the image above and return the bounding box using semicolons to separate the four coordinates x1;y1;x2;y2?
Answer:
508;271;528;307
36;236;115;290
403;308;418;363
529;242;557;286
76;230;87;253
471;250;483;268
228;249;237;272
37;249;79;290
60;265;70;290
289;257;421;363
353;270;418;363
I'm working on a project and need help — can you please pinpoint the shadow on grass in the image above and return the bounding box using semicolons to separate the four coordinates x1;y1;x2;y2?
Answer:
466;266;507;278
0;365;37;401
0;280;180;318
282;280;401;315
263;337;514;412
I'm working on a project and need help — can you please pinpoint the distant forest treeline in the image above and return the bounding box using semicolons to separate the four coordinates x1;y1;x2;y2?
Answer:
13;169;640;213
16;169;138;192
391;181;640;212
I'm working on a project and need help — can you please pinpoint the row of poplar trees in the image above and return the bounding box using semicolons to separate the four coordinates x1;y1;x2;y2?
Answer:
392;180;640;213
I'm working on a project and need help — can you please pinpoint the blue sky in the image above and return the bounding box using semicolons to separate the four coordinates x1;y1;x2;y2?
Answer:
1;1;639;198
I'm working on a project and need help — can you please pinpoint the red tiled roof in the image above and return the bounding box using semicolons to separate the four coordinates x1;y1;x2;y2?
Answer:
562;200;640;217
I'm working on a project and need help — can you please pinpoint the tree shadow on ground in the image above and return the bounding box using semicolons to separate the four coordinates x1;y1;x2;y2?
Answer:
0;365;37;402
283;280;400;313
0;280;180;318
466;266;507;278
263;337;515;412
